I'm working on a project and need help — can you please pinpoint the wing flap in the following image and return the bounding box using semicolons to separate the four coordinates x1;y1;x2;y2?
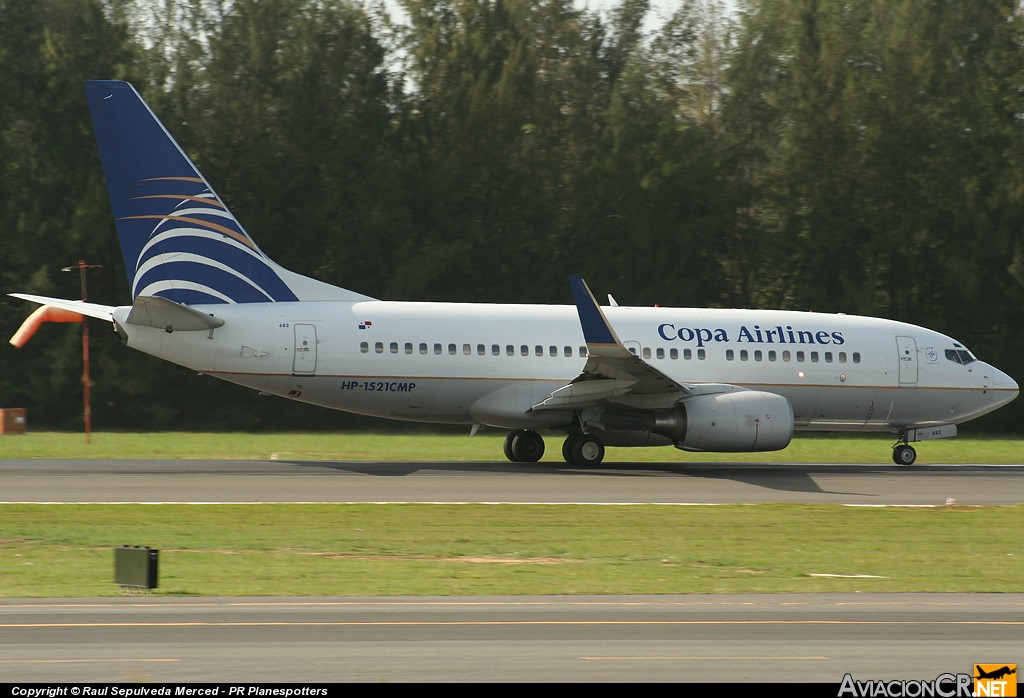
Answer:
533;377;637;410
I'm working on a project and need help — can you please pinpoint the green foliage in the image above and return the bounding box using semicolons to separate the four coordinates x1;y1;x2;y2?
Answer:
1;0;1021;431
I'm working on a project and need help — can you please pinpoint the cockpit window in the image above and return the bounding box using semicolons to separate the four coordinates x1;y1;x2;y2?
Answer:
945;348;976;365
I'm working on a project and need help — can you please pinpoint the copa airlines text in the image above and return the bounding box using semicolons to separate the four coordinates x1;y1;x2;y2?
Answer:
657;323;845;347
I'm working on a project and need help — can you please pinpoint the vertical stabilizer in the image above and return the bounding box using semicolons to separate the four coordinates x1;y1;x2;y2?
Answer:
84;80;374;304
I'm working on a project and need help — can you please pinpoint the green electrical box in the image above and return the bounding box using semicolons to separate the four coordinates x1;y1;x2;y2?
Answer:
114;546;159;591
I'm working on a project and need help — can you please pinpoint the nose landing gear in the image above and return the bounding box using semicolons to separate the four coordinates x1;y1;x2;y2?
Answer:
892;433;917;465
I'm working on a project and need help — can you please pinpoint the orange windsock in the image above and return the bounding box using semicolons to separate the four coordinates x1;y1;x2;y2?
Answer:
9;305;85;348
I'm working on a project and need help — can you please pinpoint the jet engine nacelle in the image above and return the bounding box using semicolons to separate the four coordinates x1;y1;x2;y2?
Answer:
596;390;794;452
669;390;794;452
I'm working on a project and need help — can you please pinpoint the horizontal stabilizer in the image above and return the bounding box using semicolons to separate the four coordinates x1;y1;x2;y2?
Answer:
126;296;225;332
9;293;115;321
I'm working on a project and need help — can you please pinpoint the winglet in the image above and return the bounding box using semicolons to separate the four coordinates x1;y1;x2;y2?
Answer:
569;275;621;348
532;276;690;411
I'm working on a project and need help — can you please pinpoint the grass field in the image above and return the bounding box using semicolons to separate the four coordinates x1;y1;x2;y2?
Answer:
2;431;1021;598
2;502;1022;597
1;430;1022;463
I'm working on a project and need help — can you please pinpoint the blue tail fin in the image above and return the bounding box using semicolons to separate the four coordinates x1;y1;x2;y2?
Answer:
84;80;373;304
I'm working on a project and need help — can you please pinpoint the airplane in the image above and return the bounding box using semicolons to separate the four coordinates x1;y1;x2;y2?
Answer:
8;80;1019;466
975;666;1016;681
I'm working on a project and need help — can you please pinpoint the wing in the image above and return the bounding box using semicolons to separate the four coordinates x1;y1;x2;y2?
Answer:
532;276;736;411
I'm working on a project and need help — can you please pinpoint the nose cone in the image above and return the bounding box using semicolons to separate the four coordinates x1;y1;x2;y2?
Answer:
990;365;1019;408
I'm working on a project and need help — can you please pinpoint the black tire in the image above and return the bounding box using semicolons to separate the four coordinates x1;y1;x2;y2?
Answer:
503;431;517;462
570;434;605;466
892;444;917;465
511;430;545;463
561;435;577;464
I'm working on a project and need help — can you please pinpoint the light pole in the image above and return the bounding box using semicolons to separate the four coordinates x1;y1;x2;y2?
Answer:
61;260;102;444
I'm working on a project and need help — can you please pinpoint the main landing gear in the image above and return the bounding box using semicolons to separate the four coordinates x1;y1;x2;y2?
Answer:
892;433;917;465
562;433;605;466
503;429;607;466
503;429;545;463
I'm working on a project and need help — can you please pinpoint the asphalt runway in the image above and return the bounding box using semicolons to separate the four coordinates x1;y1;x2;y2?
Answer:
2;459;1022;683
2;459;1024;505
3;594;1023;683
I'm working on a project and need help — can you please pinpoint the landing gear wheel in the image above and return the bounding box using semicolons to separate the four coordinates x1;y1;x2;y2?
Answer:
561;435;577;464
568;434;605;466
892;444;917;465
503;431;516;462
505;429;545;463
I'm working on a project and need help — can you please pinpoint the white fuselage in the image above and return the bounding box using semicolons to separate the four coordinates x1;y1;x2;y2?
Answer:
111;300;1018;434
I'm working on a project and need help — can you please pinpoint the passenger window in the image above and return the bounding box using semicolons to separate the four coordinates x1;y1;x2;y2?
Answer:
811;351;819;363
726;349;735;361
684;348;693;360
796;351;805;362
656;348;665;359
491;344;500;356
754;350;763;361
535;345;543;356
434;343;442;355
697;348;706;360
390;342;399;354
838;352;846;363
463;344;471;355
478;344;486;355
419;343;427;355
405;342;413;354
579;346;586;357
360;342;368;353
448;343;457;355
564;346;573;357
853;352;861;364
521;345;529;356
642;347;651;359
783;351;791;362
375;342;384;354
740;350;749;361
670;348;678;360
768;350;777;362
549;346;557;357
825;352;832;363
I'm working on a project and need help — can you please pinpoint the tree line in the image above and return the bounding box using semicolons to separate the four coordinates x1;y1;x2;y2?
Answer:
1;0;1021;433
